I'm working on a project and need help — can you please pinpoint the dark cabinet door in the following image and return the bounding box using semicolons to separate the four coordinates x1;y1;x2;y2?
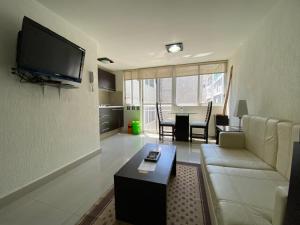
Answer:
112;108;124;129
99;108;113;134
111;109;119;130
98;68;116;91
99;108;124;134
118;109;124;128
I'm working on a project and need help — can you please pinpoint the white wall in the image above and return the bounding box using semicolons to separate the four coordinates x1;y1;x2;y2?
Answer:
228;0;300;124
0;0;100;198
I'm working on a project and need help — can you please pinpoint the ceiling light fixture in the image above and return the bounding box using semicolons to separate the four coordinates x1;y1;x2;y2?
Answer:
166;42;183;53
97;57;114;64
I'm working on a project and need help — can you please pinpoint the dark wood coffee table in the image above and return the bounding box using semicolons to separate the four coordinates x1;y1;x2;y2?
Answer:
114;143;176;225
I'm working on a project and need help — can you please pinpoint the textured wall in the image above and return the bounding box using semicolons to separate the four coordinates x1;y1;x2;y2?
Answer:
98;90;111;105
228;0;300;124
0;0;100;198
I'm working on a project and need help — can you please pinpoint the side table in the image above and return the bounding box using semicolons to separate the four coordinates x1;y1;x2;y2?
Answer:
216;125;242;144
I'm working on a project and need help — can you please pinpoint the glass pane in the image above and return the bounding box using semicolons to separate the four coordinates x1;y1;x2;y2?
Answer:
132;80;140;105
125;80;132;105
176;75;198;106
143;79;156;104
143;79;157;132
143;104;157;132
159;78;172;103
160;104;174;121
199;73;224;104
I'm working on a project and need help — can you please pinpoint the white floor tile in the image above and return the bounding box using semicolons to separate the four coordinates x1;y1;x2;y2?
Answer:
0;132;209;225
0;200;70;225
61;214;82;225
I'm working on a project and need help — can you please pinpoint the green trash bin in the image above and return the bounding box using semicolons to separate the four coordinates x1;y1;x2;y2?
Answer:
132;120;141;135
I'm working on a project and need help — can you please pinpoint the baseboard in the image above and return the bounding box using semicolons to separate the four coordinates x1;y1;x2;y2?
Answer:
0;148;102;209
100;128;122;140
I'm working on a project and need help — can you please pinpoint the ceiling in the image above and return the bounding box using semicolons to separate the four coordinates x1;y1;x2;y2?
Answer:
37;0;278;71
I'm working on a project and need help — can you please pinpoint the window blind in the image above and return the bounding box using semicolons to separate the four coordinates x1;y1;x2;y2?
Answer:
124;60;227;80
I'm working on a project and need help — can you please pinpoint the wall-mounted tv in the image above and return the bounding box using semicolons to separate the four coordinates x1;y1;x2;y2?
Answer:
16;17;85;83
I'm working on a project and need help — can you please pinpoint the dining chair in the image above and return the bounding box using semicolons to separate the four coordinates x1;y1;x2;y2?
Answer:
189;101;213;143
156;102;175;141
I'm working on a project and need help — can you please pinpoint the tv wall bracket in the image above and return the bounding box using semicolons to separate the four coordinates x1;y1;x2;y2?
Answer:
11;67;79;93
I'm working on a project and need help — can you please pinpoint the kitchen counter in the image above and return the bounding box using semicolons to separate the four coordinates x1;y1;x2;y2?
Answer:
99;105;124;109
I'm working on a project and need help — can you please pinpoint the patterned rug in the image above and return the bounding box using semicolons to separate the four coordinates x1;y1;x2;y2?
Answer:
77;162;211;225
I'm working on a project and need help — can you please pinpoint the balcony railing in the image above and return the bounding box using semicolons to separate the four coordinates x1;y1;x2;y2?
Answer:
143;104;173;132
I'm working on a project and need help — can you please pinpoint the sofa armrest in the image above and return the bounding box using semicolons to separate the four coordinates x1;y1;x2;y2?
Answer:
273;186;288;225
219;132;245;149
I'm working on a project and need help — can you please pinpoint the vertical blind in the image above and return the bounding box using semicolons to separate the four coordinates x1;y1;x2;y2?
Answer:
124;60;227;80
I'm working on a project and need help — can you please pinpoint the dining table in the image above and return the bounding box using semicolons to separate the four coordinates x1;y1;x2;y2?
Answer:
170;112;199;142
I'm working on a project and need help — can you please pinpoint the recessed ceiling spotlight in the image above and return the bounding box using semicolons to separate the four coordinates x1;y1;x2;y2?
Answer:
193;52;213;58
97;57;114;64
166;42;183;53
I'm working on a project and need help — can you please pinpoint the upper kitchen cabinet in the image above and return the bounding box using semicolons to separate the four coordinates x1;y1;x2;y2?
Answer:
98;68;116;91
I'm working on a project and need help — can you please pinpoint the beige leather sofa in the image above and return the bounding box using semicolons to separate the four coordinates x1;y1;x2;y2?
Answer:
200;115;300;225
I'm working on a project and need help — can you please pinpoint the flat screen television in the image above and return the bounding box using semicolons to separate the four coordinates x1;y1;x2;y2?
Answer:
16;16;85;83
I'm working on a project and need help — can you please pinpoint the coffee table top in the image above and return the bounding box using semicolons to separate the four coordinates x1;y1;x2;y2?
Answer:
216;125;242;132
114;143;176;185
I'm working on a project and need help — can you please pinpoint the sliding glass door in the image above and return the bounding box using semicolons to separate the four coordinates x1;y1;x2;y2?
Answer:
157;77;174;123
142;79;157;132
142;78;174;133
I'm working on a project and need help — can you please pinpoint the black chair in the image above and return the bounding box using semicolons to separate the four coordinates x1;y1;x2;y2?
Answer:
156;102;175;141
190;101;213;143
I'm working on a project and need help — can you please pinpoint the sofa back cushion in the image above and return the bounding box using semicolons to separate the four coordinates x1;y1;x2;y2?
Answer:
265;118;281;167
242;115;279;167
276;122;300;179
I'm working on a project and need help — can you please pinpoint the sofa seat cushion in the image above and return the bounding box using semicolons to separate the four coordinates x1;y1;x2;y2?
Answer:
217;201;273;225
206;165;288;225
201;144;273;170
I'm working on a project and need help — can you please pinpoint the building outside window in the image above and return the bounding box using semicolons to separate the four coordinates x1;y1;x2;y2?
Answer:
176;75;198;106
199;73;224;105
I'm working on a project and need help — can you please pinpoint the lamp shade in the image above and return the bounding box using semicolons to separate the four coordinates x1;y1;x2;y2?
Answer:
234;100;248;118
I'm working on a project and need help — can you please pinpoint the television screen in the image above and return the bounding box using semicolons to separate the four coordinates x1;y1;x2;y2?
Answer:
17;17;85;83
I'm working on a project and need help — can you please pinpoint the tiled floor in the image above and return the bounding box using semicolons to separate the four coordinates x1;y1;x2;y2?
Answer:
0;133;209;225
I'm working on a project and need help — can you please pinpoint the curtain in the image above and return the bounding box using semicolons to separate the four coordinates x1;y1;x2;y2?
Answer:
124;60;227;80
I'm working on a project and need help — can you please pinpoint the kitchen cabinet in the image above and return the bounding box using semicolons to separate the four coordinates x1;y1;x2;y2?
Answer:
99;107;124;134
98;68;116;91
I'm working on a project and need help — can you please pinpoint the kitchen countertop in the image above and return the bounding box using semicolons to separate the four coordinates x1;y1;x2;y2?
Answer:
99;105;124;109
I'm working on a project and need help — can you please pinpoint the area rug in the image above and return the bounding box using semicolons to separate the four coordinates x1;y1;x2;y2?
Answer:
77;162;211;225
